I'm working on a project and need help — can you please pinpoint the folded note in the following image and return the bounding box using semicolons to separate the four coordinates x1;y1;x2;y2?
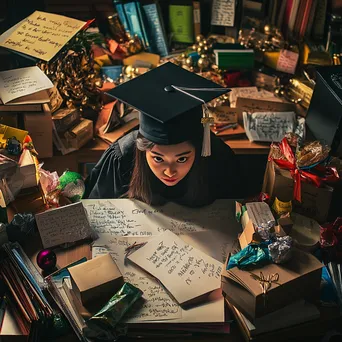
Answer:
35;202;96;248
0;11;85;61
0;66;53;104
128;230;223;306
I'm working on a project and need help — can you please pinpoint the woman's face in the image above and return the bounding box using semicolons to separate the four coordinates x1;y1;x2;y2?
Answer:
146;141;196;186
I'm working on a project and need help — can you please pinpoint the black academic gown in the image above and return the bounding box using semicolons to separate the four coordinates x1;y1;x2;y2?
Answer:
84;130;244;206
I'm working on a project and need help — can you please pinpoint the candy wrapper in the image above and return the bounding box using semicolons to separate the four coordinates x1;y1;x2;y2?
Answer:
296;141;330;168
84;282;143;341
268;236;293;264
320;218;342;263
227;242;272;270
256;221;276;241
6;212;38;245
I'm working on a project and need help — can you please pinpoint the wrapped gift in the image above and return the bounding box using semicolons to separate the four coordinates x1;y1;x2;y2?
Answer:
263;137;340;223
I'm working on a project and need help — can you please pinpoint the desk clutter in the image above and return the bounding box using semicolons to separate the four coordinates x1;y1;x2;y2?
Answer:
0;2;342;159
1;1;342;341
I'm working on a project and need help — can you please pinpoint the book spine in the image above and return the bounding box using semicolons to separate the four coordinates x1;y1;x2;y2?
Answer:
312;0;327;39
115;3;130;33
135;1;150;50
142;4;169;57
193;1;201;39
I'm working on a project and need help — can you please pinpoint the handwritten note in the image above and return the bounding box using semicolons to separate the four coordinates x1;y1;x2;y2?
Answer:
276;49;299;74
236;98;295;113
211;0;235;27
210;106;238;124
0;11;85;61
128;230;223;306
35;202;95;248
82;198;239;239
243;111;297;142
0;66;53;104
92;237;181;322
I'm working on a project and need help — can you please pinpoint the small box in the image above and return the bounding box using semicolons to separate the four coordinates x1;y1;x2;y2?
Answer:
68;254;124;306
52;107;81;133
64;118;93;150
222;248;323;322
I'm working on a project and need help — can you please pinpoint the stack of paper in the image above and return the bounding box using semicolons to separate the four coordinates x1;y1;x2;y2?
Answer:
0;242;54;341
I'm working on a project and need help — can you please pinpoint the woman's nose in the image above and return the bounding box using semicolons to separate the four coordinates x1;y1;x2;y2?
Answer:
164;167;176;178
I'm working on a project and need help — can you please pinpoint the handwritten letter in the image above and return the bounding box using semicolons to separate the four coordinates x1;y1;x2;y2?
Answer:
243;111;297;142
211;0;235;27
82;198;239;238
0;66;53;104
0;11;85;61
35;202;95;248
128;230;223;306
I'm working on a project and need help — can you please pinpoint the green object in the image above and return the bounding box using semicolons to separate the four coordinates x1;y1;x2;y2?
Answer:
58;170;85;202
227;242;271;270
169;5;194;43
214;49;255;70
84;283;143;341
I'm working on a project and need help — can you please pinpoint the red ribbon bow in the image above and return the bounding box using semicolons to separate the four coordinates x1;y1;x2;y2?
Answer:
270;138;339;202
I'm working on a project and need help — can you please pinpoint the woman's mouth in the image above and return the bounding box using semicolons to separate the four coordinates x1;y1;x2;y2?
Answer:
162;178;177;183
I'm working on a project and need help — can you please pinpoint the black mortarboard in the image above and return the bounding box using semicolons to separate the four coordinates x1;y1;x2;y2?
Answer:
106;62;230;155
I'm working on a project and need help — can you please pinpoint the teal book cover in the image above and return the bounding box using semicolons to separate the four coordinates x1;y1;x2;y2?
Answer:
143;3;169;57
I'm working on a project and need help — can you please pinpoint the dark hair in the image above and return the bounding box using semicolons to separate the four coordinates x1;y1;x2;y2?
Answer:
127;134;210;206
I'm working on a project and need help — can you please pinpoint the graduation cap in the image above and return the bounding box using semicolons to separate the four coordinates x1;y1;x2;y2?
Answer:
106;62;230;156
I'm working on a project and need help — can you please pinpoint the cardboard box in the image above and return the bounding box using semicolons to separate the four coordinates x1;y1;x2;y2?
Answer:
52;107;81;133
23;104;53;158
262;160;334;223
68;253;124;306
222;248;323;322
18;150;39;189
63;118;93;150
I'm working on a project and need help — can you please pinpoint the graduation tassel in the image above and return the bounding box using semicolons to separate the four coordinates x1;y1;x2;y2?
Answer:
201;105;214;157
169;85;228;157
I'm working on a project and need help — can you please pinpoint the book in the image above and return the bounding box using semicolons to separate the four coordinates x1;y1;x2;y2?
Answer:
193;1;201;39
169;4;194;43
142;2;169;57
124;1;150;50
312;0;327;39
227;299;320;338
214;49;254;70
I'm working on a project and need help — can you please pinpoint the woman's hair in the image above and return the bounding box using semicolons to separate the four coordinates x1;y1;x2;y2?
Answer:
127;134;210;206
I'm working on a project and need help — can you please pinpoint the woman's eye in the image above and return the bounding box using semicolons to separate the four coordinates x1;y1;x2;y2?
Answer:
153;156;164;163
177;157;188;163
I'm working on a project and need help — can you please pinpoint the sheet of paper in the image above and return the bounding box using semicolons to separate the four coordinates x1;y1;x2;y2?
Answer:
243;111;297;142
0;11;85;61
230;87;282;108
276;49;299;74
211;0;235;27
92;237;181;322
0;66;53;104
82;198;240;238
35;202;95;248
128;230;223;305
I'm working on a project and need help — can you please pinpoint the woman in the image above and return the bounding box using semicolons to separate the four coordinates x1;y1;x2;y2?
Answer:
85;62;244;206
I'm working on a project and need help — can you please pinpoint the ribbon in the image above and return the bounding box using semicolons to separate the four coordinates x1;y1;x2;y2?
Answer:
270;138;339;202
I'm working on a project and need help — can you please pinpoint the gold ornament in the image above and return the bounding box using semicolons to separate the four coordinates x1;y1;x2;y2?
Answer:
198;57;210;69
185;56;193;67
196;34;204;42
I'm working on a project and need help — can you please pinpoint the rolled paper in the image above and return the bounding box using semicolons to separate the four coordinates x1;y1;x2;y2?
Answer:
84;282;143;341
268;236;293;264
